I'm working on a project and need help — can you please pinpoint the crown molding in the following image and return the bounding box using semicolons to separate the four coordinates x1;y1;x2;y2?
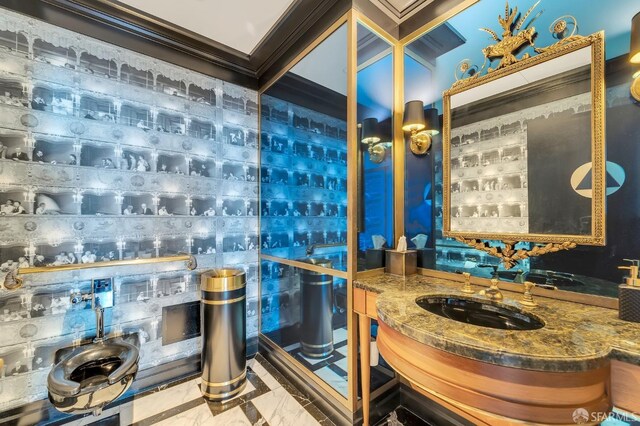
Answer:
0;0;471;90
0;0;352;89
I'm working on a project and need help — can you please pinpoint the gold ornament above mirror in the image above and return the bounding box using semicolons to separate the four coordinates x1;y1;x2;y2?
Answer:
442;2;606;269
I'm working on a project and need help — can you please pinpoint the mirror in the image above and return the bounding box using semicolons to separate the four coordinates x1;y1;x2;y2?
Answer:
259;23;350;398
402;0;639;298
442;33;606;254
357;22;394;271
259;25;348;273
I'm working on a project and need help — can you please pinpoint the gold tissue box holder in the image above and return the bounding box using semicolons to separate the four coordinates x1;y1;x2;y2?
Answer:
385;250;417;276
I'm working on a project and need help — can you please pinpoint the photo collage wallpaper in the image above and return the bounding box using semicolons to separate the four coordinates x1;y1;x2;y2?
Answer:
0;7;259;411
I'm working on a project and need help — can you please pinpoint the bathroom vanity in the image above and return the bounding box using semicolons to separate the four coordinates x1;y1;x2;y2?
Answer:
355;273;640;425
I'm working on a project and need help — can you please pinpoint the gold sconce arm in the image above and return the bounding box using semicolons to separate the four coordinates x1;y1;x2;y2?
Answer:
631;72;640;102
2;254;197;291
408;129;432;155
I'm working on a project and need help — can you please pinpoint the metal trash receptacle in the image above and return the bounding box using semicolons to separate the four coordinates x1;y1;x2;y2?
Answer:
299;258;334;358
200;268;246;401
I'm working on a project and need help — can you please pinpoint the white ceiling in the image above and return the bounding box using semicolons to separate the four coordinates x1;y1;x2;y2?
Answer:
118;0;297;54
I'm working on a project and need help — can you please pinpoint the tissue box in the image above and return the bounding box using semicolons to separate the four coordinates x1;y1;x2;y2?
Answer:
385;250;417;276
619;285;640;323
365;249;385;269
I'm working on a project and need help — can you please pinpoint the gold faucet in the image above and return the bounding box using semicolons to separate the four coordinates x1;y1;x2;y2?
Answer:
519;281;538;308
479;278;503;301
460;272;474;294
619;259;640;287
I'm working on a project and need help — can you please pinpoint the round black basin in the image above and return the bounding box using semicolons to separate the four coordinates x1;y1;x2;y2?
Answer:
416;296;544;331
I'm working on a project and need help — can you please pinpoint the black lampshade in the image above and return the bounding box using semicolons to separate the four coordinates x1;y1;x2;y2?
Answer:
631;11;640;63
402;100;426;132
361;118;381;144
424;107;440;136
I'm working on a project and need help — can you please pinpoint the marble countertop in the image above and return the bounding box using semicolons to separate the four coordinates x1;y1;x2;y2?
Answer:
355;274;640;372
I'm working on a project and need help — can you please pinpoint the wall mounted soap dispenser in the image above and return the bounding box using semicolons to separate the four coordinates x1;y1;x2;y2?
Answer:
618;259;640;322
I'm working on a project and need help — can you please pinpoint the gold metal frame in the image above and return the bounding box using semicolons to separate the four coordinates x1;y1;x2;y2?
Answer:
201;268;247;292
258;10;354;411
442;31;606;246
257;7;407;413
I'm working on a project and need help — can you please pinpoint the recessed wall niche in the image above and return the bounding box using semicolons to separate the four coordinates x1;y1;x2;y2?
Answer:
0;7;259;412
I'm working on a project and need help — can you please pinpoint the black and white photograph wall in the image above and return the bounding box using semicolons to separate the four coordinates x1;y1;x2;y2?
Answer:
0;7;259;411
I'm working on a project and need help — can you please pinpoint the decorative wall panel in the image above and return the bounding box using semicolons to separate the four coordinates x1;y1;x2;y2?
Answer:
0;7;258;412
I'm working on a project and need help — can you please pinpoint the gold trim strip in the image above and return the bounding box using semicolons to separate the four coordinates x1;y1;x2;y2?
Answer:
260;254;348;279
201;295;246;305
18;255;193;275
201;370;246;387
392;34;405;245
301;341;334;348
201;382;246;400
302;349;335;358
346;9;358;411
201;269;246;292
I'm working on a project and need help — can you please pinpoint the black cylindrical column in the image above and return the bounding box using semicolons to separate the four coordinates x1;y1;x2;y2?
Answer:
200;268;246;401
299;258;334;358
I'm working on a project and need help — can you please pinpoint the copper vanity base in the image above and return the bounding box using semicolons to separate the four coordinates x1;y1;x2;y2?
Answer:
377;322;610;426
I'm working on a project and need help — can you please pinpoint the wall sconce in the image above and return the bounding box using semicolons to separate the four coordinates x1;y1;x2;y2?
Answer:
402;101;439;155
631;11;640;101
360;118;386;163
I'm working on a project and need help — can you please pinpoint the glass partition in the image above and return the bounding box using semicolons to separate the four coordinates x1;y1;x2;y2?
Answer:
357;23;394;271
404;0;639;298
259;23;350;398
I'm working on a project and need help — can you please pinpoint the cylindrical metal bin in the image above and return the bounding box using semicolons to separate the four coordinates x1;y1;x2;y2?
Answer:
299;258;334;358
200;268;246;401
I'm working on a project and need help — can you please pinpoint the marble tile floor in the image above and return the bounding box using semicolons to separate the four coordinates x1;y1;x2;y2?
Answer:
55;354;335;426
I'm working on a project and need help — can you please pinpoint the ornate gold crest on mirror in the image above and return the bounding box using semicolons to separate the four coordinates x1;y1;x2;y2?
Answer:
442;1;606;269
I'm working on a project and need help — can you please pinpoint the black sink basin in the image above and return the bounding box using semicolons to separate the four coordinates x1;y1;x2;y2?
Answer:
416;296;544;331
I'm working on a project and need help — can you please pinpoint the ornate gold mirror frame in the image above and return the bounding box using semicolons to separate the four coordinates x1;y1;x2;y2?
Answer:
442;3;606;269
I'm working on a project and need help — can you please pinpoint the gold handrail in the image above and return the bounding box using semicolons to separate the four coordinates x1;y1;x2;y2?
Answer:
3;255;197;290
18;254;197;274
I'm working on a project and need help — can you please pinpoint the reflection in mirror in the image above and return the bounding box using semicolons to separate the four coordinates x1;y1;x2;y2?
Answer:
403;0;639;298
357;23;394;271
445;44;601;240
260;25;348;272
259;24;351;398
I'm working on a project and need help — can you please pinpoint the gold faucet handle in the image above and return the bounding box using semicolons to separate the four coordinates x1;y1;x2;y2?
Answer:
460;272;474;294
619;264;640;286
520;281;538;308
